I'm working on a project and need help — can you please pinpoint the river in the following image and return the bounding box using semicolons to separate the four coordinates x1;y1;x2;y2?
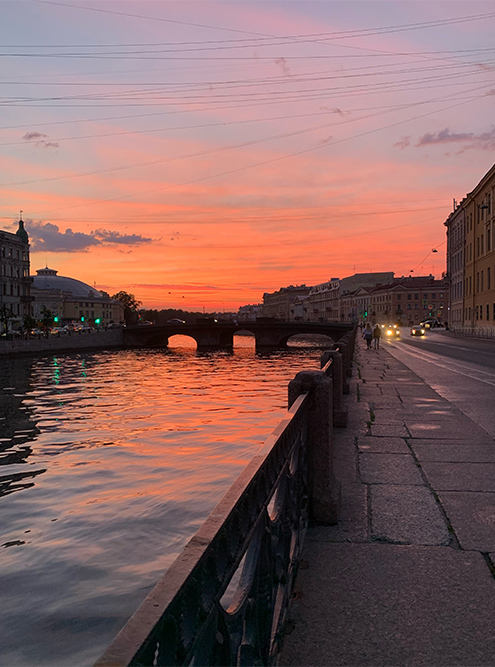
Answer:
0;335;328;666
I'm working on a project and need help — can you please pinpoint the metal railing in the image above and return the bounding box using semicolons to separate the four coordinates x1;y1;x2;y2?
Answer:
95;329;356;667
96;395;311;667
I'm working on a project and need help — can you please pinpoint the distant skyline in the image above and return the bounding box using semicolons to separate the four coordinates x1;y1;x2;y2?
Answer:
1;1;494;310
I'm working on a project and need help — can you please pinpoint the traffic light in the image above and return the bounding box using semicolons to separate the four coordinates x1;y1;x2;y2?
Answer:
95;318;101;325
54;316;59;323
81;316;85;322
364;310;368;318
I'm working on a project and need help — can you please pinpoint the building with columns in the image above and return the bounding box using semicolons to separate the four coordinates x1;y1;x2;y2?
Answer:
31;267;124;327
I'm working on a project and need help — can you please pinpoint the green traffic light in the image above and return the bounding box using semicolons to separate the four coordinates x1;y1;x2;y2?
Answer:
54;316;59;322
95;318;100;324
81;316;85;322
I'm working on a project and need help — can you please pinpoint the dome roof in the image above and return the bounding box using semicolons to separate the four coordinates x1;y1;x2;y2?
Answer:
32;267;109;300
16;218;29;244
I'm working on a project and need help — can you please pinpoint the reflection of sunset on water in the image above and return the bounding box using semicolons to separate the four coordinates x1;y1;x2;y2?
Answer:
0;338;326;665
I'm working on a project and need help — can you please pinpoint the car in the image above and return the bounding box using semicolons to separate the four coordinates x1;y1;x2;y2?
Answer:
384;325;400;338
167;318;186;324
411;325;426;336
50;327;67;336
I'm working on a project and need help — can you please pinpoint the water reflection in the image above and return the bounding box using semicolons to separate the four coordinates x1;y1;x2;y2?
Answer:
0;335;327;665
0;356;41;498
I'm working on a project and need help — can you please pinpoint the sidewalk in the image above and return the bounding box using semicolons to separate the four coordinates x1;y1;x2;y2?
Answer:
280;336;495;666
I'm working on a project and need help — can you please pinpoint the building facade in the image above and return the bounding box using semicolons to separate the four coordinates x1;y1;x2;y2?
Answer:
369;276;447;326
262;285;311;320
445;162;495;336
0;218;32;331
306;278;340;322
31;267;124;326
444;200;465;330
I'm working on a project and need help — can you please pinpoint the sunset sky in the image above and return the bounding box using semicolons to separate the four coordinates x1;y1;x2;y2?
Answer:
1;1;494;310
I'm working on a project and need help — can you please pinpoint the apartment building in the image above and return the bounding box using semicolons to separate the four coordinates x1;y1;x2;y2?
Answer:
444;200;466;329
0;218;32;331
461;163;495;332
370;276;447;326
262;285;311;320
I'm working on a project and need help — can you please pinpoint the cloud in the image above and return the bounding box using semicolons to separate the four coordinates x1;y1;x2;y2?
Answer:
414;127;495;152
28;221;101;252
23;132;48;141
132;283;224;292
22;131;59;149
275;57;290;76
91;229;152;245
27;220;153;252
319;106;346;115
394;136;411;149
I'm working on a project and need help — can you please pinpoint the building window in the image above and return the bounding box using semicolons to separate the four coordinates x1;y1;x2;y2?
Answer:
481;271;484;292
488;267;491;290
487;304;490;320
414;293;418;299
407;304;411;310
407;294;411;300
415;303;419;309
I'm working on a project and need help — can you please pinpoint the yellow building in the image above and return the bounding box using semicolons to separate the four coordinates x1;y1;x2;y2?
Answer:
31;267;124;326
461;163;495;333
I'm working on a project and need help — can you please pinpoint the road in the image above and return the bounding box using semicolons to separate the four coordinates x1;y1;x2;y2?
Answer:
383;328;495;438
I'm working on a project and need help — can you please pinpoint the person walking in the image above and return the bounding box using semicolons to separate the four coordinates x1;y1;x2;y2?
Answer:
363;323;373;349
373;324;381;349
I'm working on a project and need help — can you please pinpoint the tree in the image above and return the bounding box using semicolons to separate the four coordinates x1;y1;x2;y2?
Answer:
40;305;55;330
111;291;142;325
23;314;37;331
0;305;14;333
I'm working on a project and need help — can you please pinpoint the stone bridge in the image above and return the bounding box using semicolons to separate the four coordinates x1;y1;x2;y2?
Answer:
123;320;354;351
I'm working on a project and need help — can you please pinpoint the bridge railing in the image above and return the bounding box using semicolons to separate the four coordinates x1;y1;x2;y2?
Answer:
94;331;355;667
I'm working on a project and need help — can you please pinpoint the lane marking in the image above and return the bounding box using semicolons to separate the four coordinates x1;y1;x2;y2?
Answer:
387;341;495;387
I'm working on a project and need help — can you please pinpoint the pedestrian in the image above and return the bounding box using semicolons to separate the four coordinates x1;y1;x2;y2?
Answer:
363;323;373;349
373;324;381;349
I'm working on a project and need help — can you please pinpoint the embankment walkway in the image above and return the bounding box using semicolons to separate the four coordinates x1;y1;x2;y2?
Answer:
281;336;495;666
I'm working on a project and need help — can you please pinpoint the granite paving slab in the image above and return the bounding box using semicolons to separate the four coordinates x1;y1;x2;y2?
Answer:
281;544;495;667
406;419;488;440
438;491;495;552
306;483;368;544
369;423;409;438
359;452;423;485
358;436;410;453
413;442;495;462
422;462;495;492
371;485;450;545
368;397;404;408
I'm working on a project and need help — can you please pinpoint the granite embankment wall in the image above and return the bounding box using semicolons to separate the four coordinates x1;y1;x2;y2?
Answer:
0;330;124;357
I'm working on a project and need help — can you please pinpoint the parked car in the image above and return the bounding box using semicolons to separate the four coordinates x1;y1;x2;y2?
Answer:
411;325;426;336
50;327;67;336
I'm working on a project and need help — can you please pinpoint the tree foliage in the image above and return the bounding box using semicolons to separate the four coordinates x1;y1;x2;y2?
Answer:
111;291;142;325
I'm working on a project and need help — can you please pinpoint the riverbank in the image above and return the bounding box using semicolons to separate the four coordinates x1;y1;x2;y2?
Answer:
0;330;123;357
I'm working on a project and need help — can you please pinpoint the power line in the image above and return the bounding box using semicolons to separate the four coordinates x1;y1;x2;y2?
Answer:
21;94;481;219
